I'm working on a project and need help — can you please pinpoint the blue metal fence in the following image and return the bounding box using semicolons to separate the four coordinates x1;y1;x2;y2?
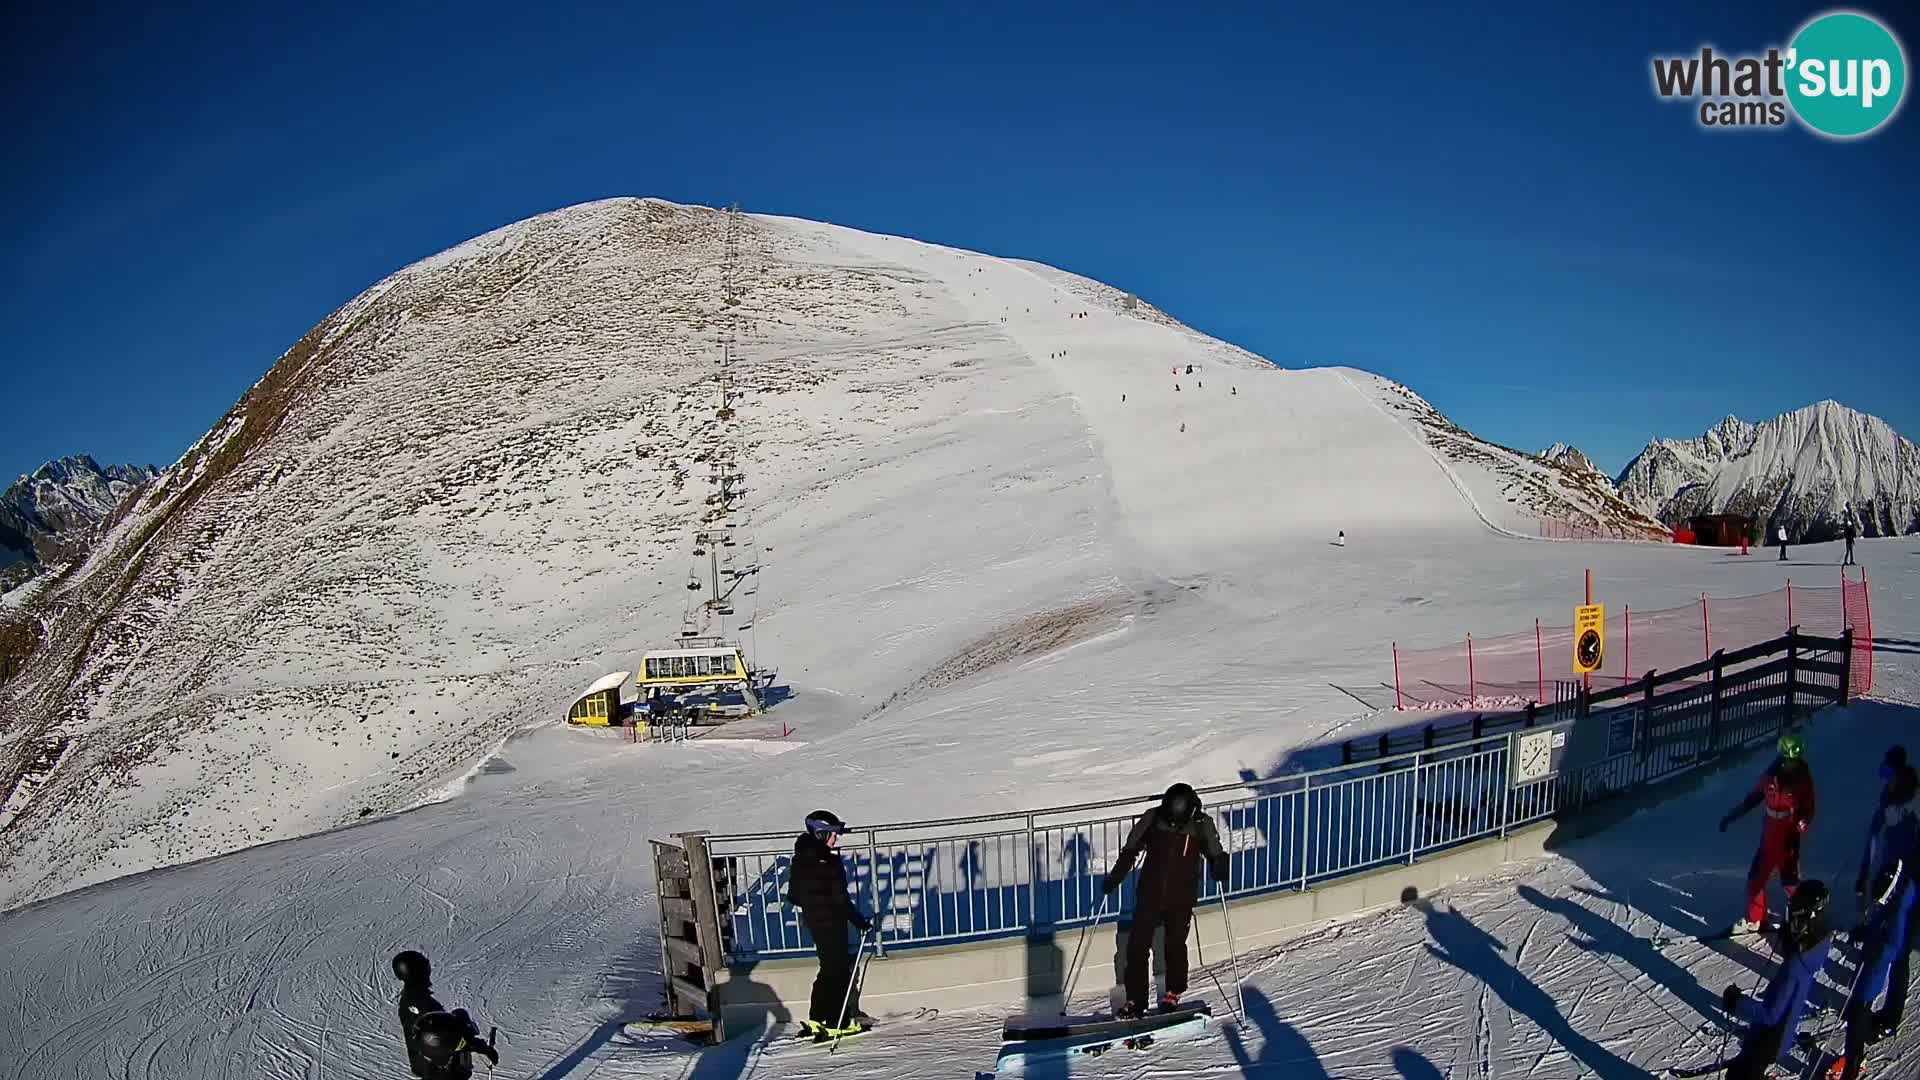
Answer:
700;630;1848;961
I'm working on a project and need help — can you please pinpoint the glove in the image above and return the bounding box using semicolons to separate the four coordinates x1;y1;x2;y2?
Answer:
1101;871;1122;896
481;1046;500;1066
851;912;874;933
1797;819;1809;834
1722;983;1742;1015
1718;815;1731;833
1209;859;1229;885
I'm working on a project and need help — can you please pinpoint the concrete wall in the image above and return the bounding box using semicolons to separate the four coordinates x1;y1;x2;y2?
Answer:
713;819;1554;1033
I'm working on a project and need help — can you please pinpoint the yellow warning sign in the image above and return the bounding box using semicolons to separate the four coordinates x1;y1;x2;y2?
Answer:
1573;603;1605;674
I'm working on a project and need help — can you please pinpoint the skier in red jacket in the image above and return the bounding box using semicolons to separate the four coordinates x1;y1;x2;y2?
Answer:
1721;734;1816;932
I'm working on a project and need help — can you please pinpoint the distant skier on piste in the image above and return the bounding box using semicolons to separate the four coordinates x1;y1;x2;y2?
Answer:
1718;880;1834;1079
1720;733;1815;933
788;809;877;1041
1833;763;1920;1079
1102;782;1229;1018
391;951;498;1079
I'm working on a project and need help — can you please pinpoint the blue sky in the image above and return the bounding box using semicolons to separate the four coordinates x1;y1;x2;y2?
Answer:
2;1;1914;485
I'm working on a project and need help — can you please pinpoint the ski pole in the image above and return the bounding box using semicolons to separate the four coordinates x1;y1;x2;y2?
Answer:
1192;906;1242;1025
1060;892;1112;1013
832;926;875;1049
1217;890;1247;1023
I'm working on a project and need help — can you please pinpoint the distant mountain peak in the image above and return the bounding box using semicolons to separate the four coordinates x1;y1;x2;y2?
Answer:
1616;401;1918;539
1;455;160;567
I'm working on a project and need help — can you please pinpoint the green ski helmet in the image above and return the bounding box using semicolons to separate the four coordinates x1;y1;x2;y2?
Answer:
1778;733;1807;761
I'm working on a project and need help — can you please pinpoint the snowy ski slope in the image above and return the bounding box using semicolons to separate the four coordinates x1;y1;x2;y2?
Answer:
1;199;1654;909
0;538;1912;1080
1;200;1906;1079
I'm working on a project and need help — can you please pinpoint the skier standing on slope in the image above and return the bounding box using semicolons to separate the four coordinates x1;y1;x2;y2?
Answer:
1778;524;1791;561
391;951;498;1079
788;809;876;1039
1854;747;1908;897
1834;764;1920;1078
1844;518;1859;567
1720;881;1835;1079
1102;783;1229;1018
1719;734;1815;933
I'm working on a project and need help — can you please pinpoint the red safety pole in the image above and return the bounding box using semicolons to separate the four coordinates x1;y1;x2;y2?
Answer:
1393;642;1404;710
1623;604;1632;688
1863;568;1874;694
1535;618;1544;704
1702;593;1711;660
1467;633;1476;703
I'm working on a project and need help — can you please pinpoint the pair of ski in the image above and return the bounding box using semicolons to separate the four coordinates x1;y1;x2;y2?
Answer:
993;1001;1213;1074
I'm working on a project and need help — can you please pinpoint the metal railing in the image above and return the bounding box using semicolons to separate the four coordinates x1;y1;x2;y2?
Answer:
697;629;1852;961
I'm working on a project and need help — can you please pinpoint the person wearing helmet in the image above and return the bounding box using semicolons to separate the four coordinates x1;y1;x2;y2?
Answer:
391;951;497;1078
1721;733;1817;933
1101;782;1229;1018
1834;764;1920;1078
410;1008;498;1080
788;809;876;1038
1721;879;1834;1079
1855;747;1910;898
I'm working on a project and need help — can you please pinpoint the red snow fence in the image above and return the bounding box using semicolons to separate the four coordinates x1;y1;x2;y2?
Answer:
1391;572;1873;710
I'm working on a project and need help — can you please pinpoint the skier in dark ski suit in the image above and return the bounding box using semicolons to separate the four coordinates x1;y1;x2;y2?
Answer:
1102;783;1229;1016
788;809;876;1035
1837;763;1920;1078
391;951;497;1079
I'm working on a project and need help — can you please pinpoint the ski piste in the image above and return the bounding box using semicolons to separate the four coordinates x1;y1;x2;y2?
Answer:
992;1009;1213;1074
1002;999;1211;1041
1651;921;1778;951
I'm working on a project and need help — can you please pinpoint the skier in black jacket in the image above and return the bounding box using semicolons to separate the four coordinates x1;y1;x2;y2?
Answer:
1102;783;1229;1017
392;951;498;1078
788;809;876;1037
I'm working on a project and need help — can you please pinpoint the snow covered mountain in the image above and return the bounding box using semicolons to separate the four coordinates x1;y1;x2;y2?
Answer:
0;455;157;568
0;198;1667;909
1617;402;1920;539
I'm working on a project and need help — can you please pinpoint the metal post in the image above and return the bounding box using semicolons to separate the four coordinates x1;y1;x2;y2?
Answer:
866;829;885;957
1786;579;1793;632
1623;605;1631;689
1392;642;1403;710
1840;628;1853;707
1467;633;1475;703
1784;626;1799;724
1708;649;1725;754
1296;775;1311;891
1406;750;1422;864
1024;813;1037;931
1701;593;1711;662
1497;737;1513;838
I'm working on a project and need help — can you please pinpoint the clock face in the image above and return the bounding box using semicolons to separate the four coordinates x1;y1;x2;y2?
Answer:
1516;732;1553;781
